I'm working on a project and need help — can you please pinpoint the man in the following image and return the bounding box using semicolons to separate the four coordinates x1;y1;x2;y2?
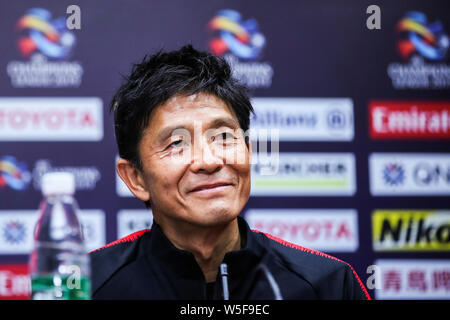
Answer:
90;45;371;300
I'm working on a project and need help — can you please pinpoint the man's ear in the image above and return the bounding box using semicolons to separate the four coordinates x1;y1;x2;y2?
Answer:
116;158;151;202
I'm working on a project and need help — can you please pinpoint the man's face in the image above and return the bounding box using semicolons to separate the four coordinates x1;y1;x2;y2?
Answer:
137;92;251;228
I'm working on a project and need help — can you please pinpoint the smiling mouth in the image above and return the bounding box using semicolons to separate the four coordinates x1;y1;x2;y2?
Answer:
190;183;233;193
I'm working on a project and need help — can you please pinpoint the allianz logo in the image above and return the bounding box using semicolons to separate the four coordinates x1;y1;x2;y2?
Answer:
251;110;317;128
251;108;348;130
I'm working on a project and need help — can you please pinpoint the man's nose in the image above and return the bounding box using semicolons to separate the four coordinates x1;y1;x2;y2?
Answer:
189;136;223;174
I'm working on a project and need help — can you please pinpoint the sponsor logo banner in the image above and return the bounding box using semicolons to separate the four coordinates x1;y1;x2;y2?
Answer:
369;153;450;196
208;9;273;89
0;211;35;254
32;159;101;191
374;259;450;300
7;8;83;88
369;101;450;139
0;210;105;254
246;209;358;252
250;98;354;141
0;156;31;191
0;97;103;141
387;12;450;89
251;153;356;196
372;210;450;251
0;264;30;300
77;210;106;252
117;210;153;239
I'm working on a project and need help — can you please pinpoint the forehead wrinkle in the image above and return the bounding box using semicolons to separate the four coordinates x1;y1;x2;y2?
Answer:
147;93;240;142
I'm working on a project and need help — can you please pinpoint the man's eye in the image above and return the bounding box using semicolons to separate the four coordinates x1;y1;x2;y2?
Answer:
169;140;185;148
214;132;235;141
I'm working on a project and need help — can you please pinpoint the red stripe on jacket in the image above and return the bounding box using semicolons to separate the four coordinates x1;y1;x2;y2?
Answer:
252;229;372;300
90;229;151;253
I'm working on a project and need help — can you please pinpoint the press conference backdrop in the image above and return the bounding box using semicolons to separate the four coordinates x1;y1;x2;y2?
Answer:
0;0;449;300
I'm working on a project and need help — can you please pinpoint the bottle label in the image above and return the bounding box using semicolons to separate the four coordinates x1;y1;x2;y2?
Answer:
31;275;91;300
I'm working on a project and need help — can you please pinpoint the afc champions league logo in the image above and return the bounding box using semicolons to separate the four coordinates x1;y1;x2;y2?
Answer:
0;156;31;191
16;8;76;59
396;11;449;61
387;11;450;89
6;7;83;88
208;9;266;61
207;9;273;89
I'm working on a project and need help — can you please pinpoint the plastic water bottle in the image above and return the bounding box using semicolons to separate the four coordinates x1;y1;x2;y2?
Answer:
29;172;91;300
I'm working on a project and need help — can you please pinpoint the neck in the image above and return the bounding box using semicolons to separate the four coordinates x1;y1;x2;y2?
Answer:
157;217;241;283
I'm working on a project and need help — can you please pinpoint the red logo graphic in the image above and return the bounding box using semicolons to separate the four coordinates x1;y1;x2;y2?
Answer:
370;101;450;139
382;268;450;293
251;218;354;244
0;264;30;300
0;108;96;130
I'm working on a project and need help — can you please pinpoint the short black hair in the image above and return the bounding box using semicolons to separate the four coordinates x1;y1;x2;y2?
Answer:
111;44;254;171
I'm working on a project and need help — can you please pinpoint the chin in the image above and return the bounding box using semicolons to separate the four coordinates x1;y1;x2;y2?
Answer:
193;206;239;227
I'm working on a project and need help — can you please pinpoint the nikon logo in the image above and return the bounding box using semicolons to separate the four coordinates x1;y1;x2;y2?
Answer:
372;210;450;251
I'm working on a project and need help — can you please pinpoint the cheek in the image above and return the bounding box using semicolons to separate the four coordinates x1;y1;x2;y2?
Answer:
227;145;251;182
146;162;186;194
222;142;250;165
233;161;251;189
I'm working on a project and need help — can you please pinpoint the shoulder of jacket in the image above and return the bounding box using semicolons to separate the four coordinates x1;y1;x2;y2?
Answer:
90;229;151;254
90;229;151;295
251;230;371;299
251;229;346;268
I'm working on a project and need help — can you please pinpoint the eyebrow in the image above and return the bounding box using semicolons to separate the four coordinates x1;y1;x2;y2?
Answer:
210;117;240;130
156;117;240;142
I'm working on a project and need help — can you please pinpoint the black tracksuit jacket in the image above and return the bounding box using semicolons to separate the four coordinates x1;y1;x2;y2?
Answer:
90;216;371;300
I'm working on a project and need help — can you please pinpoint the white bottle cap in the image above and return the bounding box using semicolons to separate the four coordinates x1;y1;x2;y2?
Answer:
41;172;76;196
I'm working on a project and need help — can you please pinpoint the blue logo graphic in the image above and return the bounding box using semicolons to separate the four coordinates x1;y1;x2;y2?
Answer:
16;8;76;59
208;9;266;60
383;163;405;186
0;156;31;190
396;11;449;61
2;221;27;244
